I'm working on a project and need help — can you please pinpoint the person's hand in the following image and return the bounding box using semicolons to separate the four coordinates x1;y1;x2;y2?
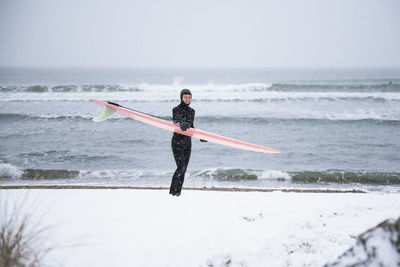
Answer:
200;139;208;143
180;122;189;131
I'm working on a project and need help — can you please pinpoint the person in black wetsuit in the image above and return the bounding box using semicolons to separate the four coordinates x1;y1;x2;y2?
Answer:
169;89;198;196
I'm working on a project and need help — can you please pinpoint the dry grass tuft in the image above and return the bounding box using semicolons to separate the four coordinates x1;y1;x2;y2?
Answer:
0;194;53;267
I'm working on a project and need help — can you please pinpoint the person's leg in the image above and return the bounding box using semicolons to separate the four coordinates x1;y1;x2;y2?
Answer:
170;138;186;196
182;139;192;172
170;138;191;196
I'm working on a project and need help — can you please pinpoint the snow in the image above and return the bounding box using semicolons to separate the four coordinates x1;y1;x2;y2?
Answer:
326;217;400;267
1;189;400;267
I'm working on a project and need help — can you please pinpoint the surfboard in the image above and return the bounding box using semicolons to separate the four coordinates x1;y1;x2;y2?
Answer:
93;99;280;153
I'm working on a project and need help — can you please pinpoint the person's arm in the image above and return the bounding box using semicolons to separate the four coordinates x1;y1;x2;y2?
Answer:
190;110;195;128
172;108;179;124
173;108;189;131
192;110;208;142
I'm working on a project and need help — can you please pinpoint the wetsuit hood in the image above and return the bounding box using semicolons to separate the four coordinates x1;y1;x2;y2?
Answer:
180;89;192;106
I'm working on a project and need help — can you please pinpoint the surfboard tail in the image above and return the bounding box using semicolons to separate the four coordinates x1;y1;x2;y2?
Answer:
93;105;117;122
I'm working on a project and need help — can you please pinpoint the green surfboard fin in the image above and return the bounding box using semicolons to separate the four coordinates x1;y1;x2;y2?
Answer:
93;106;117;122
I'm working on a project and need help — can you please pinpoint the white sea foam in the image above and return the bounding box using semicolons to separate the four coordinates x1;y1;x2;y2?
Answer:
192;167;292;180
0;82;274;93
258;170;291;180
1;90;400;103
0;163;23;179
79;170;145;180
2;107;399;122
270;108;400;121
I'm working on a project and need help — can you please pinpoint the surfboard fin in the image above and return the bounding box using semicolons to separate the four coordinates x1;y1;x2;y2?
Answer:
93;106;117;122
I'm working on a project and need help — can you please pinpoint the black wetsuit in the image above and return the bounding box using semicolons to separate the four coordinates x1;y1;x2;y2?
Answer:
169;102;195;196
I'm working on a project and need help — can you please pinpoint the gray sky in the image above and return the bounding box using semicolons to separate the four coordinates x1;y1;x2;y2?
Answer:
0;0;399;68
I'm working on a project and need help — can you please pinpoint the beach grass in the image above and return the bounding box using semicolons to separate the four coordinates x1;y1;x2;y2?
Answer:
0;194;53;267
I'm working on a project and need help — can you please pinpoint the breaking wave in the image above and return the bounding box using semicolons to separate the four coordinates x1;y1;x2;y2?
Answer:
193;168;290;181
290;171;400;185
0;164;144;180
268;82;400;92
0;84;144;93
1;81;399;93
2;164;398;185
1;113;399;123
1;92;400;104
0;113;171;122
194;168;400;185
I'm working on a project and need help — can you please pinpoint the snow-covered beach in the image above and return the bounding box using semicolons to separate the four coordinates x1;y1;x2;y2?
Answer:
2;0;400;265
2;189;399;266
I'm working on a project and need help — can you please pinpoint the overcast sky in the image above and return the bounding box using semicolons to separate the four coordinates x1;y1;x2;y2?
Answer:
0;0;399;68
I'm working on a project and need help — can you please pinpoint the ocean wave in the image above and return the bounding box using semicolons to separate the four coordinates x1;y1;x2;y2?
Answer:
1;90;400;104
0;163;23;179
22;169;80;179
193;168;290;181
1;164;399;185
196;116;400;124
0;164;78;180
194;168;400;185
195;96;400;103
269;82;400;92
1;113;399;124
0;84;144;93
78;170;145;180
0;164;147;180
0;113;90;121
290;171;400;185
0;113;171;122
1;81;399;93
0;83;271;93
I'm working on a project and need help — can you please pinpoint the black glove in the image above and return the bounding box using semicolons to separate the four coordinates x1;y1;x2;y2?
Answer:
180;122;189;131
200;139;208;143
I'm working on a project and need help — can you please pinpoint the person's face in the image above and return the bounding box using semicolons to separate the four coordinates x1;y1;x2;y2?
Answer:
182;94;192;105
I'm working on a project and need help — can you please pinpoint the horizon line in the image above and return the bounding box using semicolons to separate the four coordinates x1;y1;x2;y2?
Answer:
1;65;400;70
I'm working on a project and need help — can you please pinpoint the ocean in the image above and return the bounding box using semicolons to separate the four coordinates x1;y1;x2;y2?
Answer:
1;67;399;192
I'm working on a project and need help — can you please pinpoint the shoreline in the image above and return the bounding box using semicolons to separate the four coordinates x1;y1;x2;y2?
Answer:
0;184;366;193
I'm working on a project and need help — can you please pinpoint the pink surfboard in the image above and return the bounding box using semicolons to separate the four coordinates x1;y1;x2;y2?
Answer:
93;99;280;154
